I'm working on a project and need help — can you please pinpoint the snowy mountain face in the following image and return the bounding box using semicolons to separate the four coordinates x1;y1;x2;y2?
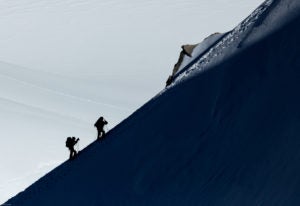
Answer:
0;0;265;203
172;0;300;85
0;62;132;202
5;0;300;205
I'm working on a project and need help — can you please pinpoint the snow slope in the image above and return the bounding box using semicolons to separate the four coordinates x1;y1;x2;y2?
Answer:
172;0;300;85
0;0;265;203
0;62;131;202
6;0;300;205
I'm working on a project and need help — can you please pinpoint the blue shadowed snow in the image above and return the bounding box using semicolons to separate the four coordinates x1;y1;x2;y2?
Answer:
5;0;300;205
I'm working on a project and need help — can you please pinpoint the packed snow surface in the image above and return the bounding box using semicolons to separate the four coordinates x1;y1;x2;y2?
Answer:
5;0;300;205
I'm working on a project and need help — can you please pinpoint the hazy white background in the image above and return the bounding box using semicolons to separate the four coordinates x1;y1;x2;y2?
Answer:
0;0;264;203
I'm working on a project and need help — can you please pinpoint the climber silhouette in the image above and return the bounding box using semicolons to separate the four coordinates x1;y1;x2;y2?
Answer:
94;116;108;140
66;137;79;160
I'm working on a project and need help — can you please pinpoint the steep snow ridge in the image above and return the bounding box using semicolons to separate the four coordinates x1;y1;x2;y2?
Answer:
0;0;266;203
172;0;288;83
241;0;300;48
174;32;226;77
0;59;146;203
5;0;300;205
0;62;100;203
0;61;133;202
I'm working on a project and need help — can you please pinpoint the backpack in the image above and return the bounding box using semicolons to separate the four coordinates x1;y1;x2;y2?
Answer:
66;137;72;148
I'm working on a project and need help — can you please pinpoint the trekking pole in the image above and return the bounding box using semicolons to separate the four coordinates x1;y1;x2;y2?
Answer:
76;139;80;152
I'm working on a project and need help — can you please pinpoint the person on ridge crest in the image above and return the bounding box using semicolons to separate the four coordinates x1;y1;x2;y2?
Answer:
94;116;108;140
66;136;80;160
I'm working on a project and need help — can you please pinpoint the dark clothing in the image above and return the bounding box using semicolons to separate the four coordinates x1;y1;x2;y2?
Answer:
94;118;108;130
67;137;79;160
69;147;77;160
97;129;106;140
94;117;108;140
